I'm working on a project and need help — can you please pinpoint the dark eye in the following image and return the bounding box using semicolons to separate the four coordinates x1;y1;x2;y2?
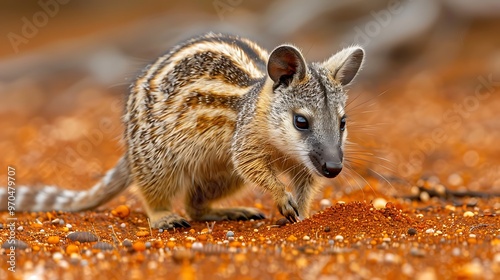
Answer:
340;116;346;131
294;114;309;130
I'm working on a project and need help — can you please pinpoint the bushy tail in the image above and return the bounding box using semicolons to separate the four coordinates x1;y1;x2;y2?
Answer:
0;156;130;212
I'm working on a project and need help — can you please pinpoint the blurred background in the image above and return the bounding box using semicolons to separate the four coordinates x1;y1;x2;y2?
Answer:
1;0;500;207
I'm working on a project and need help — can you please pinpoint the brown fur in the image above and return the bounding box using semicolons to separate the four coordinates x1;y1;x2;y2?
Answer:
0;33;364;229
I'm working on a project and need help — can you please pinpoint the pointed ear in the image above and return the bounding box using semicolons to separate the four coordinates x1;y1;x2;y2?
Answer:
267;45;307;87
323;46;364;86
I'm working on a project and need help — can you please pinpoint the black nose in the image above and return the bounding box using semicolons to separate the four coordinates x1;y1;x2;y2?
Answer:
322;162;342;178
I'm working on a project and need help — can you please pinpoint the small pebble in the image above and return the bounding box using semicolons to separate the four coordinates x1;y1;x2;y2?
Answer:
303;235;310;241
402;263;415;276
69;253;80;261
382;237;391;243
226;231;235;238
148;261;158;270
445;205;456;211
53;252;63;261
66;224;72;229
410;247;425;257
324;226;331;233
96;252;105;260
459;262;483;278
493;253;500;263
384;253;398;264
172;249;194;264
466;198;478;207
136;230;150;237
425;228;435;234
111;205;130;218
66;244;79;254
47;236;60;244
373;198;387;209
120;223;126;228
159;228;164;233
416;268;438;280
59;219;65;226
419;191;430;202
58;260;69;269
448;173;463;186
335;235;344;242
435;184;446;195
408;228;417;236
145;241;152;249
320;199;332;210
132;241;146;251
463;211;475;217
67;231;99;243
410;186;420;195
17;226;24;231
469;234;476;239
51;219;60;224
287;235;298;242
1;239;29;250
122;239;133;248
92;241;114;251
153;240;164;248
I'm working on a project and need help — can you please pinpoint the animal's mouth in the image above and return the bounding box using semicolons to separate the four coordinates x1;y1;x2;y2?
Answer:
309;155;343;178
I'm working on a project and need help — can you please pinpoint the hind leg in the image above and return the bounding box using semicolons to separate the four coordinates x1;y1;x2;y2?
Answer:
185;175;265;221
138;181;191;230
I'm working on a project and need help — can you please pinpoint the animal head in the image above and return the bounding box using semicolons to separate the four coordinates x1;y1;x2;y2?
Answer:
266;44;364;178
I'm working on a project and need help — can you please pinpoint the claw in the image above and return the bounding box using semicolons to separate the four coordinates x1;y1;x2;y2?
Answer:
172;220;191;228
249;213;266;220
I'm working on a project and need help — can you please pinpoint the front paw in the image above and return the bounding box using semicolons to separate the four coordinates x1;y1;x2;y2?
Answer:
276;192;300;223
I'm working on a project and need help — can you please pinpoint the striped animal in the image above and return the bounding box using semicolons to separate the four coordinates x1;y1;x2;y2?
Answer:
1;33;364;229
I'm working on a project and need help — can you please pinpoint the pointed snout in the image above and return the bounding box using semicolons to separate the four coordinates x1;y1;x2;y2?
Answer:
322;161;343;178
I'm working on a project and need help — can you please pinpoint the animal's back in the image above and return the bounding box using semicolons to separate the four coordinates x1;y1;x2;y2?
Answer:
125;33;269;200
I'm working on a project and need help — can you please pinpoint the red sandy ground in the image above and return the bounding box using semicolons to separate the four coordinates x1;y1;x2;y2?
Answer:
1;14;500;280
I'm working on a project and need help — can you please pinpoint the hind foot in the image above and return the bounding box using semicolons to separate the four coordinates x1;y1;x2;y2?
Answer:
193;207;265;221
150;212;191;229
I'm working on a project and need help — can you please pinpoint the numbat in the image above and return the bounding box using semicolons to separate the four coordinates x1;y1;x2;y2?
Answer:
1;33;364;229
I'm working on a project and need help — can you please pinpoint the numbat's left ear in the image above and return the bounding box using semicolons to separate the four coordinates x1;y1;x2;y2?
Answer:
323;46;364;86
267;45;307;87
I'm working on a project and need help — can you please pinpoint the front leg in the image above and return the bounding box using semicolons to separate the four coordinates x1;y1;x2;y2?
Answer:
232;148;300;223
290;168;320;219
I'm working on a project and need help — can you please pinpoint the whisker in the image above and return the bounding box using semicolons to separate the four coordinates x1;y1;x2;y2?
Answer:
341;166;365;197
365;167;396;192
344;163;378;196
